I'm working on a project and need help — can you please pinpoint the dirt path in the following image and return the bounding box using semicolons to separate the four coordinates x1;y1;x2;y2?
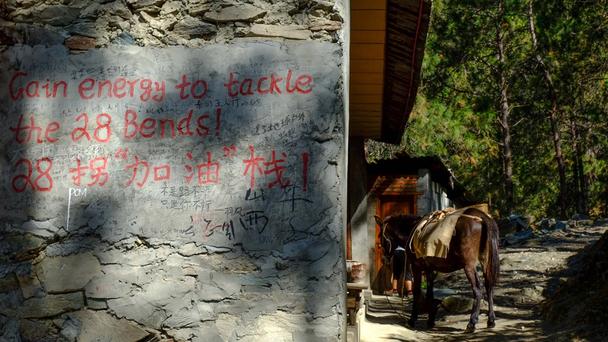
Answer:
359;223;608;341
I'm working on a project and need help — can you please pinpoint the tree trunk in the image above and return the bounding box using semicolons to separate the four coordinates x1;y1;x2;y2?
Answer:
528;0;568;218
569;116;587;215
497;0;514;214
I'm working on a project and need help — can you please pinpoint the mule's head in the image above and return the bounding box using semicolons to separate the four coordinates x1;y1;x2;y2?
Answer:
374;214;420;258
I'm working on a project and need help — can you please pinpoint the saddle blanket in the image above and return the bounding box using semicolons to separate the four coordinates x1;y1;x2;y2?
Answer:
410;204;489;259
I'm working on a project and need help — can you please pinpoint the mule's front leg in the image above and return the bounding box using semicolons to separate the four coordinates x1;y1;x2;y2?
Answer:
408;267;422;328
464;265;482;333
426;271;436;329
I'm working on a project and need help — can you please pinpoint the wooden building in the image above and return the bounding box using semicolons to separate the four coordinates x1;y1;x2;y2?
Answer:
347;0;468;293
349;153;469;292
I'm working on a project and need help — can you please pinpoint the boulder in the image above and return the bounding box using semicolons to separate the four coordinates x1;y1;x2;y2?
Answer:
554;220;569;231
441;295;474;314
502;228;534;246
538;218;557;230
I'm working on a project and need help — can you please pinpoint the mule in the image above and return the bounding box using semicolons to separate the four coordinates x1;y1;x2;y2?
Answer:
375;208;500;333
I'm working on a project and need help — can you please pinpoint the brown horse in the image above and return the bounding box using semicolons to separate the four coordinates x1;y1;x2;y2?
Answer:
375;207;500;333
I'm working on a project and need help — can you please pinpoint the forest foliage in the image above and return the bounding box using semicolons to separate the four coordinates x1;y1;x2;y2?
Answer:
391;0;608;219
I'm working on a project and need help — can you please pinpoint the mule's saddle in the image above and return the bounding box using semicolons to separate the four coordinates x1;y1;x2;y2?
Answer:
410;204;489;259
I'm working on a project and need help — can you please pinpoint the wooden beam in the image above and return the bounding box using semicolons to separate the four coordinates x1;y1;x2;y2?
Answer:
351;43;385;60
350;72;383;85
351;0;386;10
351;30;386;44
350;84;383;95
350;59;384;73
351;10;386;31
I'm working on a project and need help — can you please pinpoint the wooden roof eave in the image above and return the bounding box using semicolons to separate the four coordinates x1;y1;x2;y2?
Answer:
379;0;432;144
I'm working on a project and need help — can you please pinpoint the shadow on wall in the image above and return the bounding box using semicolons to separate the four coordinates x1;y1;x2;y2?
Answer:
0;28;346;342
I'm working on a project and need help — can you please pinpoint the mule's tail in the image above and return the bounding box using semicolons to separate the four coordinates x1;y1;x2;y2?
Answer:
480;212;500;285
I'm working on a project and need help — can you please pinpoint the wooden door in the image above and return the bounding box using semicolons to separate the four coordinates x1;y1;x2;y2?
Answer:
372;195;416;293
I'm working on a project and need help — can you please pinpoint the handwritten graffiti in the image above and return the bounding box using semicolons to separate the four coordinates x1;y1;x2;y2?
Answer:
8;70;314;102
185;152;220;185
239;210;269;234
69;157;109;186
11;157;53;192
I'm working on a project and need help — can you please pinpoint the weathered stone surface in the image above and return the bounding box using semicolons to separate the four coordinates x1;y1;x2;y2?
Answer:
215;314;238;341
309;0;336;11
111;31;136;45
96;246;170;266
86;298;108;310
67;22;103;38
144;277;196;306
163;306;201;328
140;11;167;30
177;242;206;257
0;274;19;293
108;296;167;328
14;0;38;8
65;35;97;50
60;315;81;341
189;2;211;16
3;234;46;261
249;24;311;40
204;4;266;23
103;1;132;19
99;264;154;287
191;323;224;342
67;310;150;342
17;274;43;299
79;3;101;18
0;316;19;341
173;15;216;38
44;236;99;257
36;5;81;26
19;292;84;318
18;219;60;238
197;302;217;321
36;253;101;293
85;274;132;299
19;319;56;342
309;18;341;32
161;1;182;15
127;0;166;9
1;42;346;340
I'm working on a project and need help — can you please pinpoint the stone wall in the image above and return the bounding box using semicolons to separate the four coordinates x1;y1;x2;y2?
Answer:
1;0;344;48
0;1;347;341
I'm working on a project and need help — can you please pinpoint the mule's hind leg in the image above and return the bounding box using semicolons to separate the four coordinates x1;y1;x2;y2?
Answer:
463;265;482;333
408;266;422;328
484;277;496;328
